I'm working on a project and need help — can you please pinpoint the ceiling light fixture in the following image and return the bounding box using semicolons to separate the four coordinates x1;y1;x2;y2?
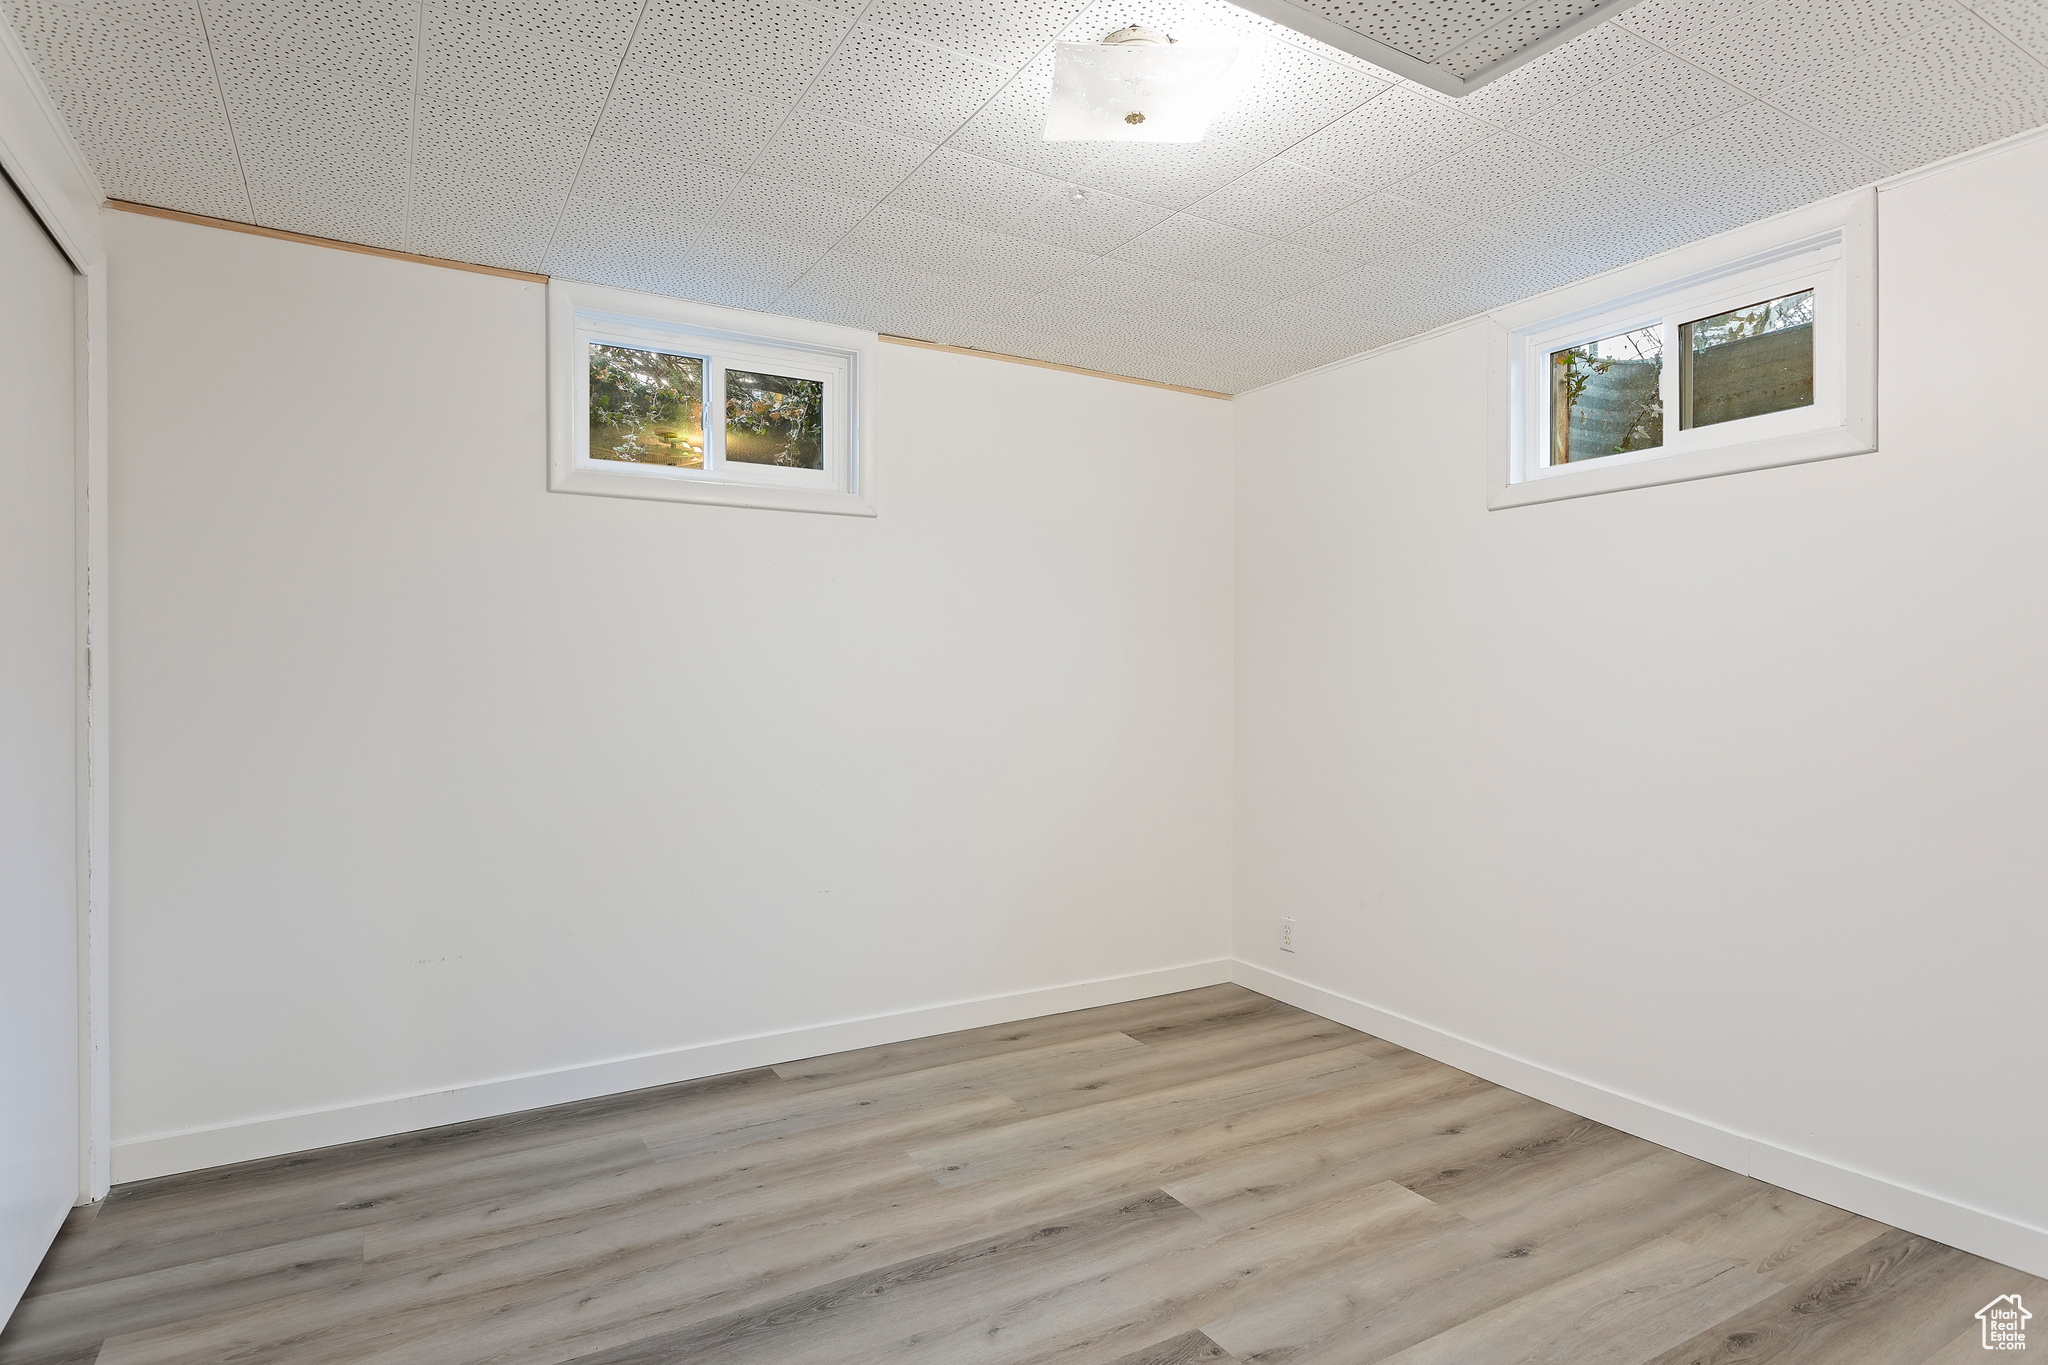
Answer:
1043;26;1239;143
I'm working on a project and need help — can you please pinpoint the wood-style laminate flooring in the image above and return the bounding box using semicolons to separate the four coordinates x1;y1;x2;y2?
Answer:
2;985;2037;1365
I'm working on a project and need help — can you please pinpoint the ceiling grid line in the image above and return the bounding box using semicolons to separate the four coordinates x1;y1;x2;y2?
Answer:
536;0;660;273
768;12;1396;334
688;0;903;297
190;0;253;220
398;0;426;254
11;0;2048;391
1958;0;2048;72
1611;13;1912;170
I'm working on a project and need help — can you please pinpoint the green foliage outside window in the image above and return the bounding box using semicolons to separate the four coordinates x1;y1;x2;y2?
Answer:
725;369;825;469
589;343;705;467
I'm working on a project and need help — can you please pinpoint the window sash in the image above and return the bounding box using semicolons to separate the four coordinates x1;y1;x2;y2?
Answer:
1515;245;1846;488
575;313;849;492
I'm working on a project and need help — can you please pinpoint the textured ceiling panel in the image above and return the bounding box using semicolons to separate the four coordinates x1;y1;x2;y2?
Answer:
862;0;1095;66
751;112;934;201
1282;87;1490;189
2;0;247;219
798;21;1013;142
14;0;2048;393
1235;0;1641;94
407;0;641;269
1968;0;2048;60
1111;213;1268;275
201;0;414;248
1197;238;1359;296
1070;140;1271;210
1186;157;1368;236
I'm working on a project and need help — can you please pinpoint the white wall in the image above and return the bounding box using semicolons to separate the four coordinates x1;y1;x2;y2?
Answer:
104;208;1233;1177
1234;132;2048;1271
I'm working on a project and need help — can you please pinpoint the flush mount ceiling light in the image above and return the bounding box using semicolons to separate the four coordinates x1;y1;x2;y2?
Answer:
1043;26;1239;143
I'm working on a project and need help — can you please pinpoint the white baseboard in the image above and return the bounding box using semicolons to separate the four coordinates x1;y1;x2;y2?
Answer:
110;959;1233;1184
1233;959;2048;1280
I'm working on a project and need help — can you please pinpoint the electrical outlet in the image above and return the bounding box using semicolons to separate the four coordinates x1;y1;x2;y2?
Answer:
1279;916;1295;953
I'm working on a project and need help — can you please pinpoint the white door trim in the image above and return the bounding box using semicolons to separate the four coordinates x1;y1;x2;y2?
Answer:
1;5;110;1203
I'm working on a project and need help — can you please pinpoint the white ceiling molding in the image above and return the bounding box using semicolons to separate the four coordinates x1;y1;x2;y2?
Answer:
5;0;2048;393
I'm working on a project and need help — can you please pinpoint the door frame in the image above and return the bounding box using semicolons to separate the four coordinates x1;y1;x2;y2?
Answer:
2;13;111;1203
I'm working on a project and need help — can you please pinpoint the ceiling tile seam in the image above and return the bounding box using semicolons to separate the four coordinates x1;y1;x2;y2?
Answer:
769;20;1400;305
1957;2;2048;73
399;0;426;254
536;0;658;275
764;11;1127;316
1608;13;1918;171
718;0;952;310
191;0;254;221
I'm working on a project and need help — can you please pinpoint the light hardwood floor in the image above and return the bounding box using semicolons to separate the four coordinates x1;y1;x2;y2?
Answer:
1;985;2035;1364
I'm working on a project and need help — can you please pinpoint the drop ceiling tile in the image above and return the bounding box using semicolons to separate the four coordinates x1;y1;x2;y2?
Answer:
1763;12;2048;171
884;145;1063;231
1195;238;1358;296
1388;130;1581;225
577;74;788;189
1625;102;1887;222
1507;50;1751;164
1205;38;1393;157
799;20;1015;143
1447;19;1653;127
1008;183;1174;253
840;204;1096;288
1438;0;1609;78
1287;189;1474;259
550;215;821;311
1283;0;1517;64
861;0;1096;67
1111;213;1268;274
1071;140;1273;209
1186;157;1368;236
943;55;1104;181
1;0;248;219
1282;86;1493;190
1384;218;1529;280
200;0;415;248
1234;297;1401;356
716;177;879;250
753;112;935;201
1967;0;2048;61
626;0;853;105
407;0;642;268
1616;0;1961;95
1294;262;1491;328
1039;257;1269;325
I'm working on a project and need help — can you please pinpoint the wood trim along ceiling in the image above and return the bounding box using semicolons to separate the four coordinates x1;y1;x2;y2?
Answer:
104;200;1230;398
105;200;548;283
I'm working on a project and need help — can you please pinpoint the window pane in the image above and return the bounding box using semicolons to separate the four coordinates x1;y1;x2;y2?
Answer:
725;369;825;469
588;343;705;468
1549;326;1663;466
1680;290;1813;430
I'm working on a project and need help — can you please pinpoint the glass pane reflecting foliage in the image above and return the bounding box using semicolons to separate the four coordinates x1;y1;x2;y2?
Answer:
725;369;825;469
589;343;705;468
1549;326;1663;465
1680;290;1814;430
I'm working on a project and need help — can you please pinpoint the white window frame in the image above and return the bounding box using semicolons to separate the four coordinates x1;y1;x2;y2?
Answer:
1487;189;1876;509
548;278;878;516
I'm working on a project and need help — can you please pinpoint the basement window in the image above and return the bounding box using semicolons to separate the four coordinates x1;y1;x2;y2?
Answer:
1488;190;1875;508
548;279;877;516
